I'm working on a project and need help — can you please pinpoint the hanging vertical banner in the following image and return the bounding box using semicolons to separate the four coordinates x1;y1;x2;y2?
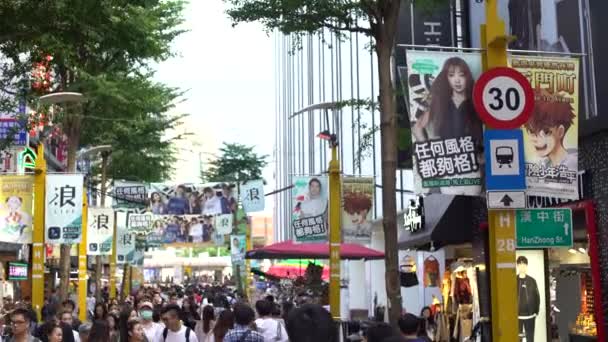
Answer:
87;208;114;255
0;175;33;243
240;179;265;213
291;176;328;242
116;226;135;264
511;56;580;200
215;214;233;235
406;50;484;196
133;236;146;267
45;174;84;244
342;177;374;243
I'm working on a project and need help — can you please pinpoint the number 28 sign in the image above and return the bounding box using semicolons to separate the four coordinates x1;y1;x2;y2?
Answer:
473;67;534;129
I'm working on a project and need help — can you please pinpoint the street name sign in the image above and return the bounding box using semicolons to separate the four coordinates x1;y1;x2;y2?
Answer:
515;208;573;248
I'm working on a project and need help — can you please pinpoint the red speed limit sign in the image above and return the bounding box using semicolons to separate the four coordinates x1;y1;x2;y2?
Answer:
473;67;534;129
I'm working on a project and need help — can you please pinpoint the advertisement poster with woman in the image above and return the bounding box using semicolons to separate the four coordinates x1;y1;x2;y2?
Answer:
291;176;328;242
511;56;579;200
342;177;374;243
406;50;484;195
0;176;33;243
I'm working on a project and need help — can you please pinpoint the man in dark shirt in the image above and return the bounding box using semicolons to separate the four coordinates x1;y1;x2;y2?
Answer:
517;256;540;342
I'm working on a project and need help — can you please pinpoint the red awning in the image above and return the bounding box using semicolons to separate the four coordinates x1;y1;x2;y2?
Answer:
245;240;385;260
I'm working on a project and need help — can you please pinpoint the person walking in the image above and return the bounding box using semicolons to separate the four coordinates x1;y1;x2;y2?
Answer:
194;306;214;342
156;304;198;342
138;302;163;342
253;301;287;342
222;304;263;342
8;308;41;342
209;309;234;342
126;319;146;342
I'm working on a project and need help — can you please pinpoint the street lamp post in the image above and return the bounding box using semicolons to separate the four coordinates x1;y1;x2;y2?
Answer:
77;145;112;310
292;102;342;319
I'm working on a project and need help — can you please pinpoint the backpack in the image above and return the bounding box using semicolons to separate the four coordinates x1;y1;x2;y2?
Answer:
163;326;191;342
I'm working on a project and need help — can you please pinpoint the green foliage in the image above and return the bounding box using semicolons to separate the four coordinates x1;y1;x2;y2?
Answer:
201;143;269;183
0;0;187;181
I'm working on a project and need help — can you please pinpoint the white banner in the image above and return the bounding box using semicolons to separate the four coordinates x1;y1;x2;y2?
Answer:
87;208;114;255
240;179;265;212
45;174;84;244
116;225;135;265
215;214;233;235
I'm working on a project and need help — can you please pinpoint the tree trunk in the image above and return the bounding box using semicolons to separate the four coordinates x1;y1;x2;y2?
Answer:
376;39;401;326
58;125;80;301
95;152;110;302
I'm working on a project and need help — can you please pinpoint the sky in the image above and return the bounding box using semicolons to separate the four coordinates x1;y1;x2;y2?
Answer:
153;0;275;200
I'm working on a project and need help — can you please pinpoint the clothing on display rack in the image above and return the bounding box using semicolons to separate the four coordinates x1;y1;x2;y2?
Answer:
453;304;473;342
424;255;441;287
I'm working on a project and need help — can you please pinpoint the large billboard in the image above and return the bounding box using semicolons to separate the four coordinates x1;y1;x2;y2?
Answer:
406;50;484;195
511;55;580;200
0;176;33;243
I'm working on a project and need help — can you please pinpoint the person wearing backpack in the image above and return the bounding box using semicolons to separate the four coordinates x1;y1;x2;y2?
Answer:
253;301;287;342
156;304;198;342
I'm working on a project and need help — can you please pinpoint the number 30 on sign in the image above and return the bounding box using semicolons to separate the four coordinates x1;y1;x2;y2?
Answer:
473;67;534;129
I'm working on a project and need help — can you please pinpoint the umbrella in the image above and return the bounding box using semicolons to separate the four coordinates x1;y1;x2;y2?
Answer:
267;259;330;280
245;240;385;260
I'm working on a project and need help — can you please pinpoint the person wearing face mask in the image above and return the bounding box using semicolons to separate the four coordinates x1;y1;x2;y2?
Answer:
138;302;164;342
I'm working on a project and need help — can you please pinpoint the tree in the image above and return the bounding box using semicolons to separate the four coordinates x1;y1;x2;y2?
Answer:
222;0;439;325
0;0;186;300
201;142;268;183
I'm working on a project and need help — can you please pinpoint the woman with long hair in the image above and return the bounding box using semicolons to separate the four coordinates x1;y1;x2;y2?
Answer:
150;192;166;214
119;306;138;342
195;305;215;342
89;320;110;342
419;306;437;341
209;309;234;342
413;56;481;143
106;312;119;342
94;303;107;321
180;297;200;329
126;319;146;342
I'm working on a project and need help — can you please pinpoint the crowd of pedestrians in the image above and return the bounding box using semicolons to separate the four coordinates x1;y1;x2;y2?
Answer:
0;284;438;342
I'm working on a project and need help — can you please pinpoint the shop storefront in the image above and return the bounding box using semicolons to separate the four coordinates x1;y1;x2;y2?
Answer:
517;200;604;342
398;194;483;342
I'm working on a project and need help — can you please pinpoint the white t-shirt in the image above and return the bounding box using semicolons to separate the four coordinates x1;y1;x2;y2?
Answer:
254;318;288;342
154;325;198;342
72;330;81;342
143;321;164;342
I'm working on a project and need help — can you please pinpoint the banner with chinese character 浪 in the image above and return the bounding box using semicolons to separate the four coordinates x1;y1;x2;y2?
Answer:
112;181;147;210
292;176;328;242
0;175;33;243
406;50;484;195
87;208;114;255
215;214;233;235
240;179;265;213
342;177;374;243
45;174;84;244
510;56;580;200
116;223;135;265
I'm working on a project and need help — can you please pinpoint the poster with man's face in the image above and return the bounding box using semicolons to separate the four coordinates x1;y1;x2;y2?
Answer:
516;250;547;342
